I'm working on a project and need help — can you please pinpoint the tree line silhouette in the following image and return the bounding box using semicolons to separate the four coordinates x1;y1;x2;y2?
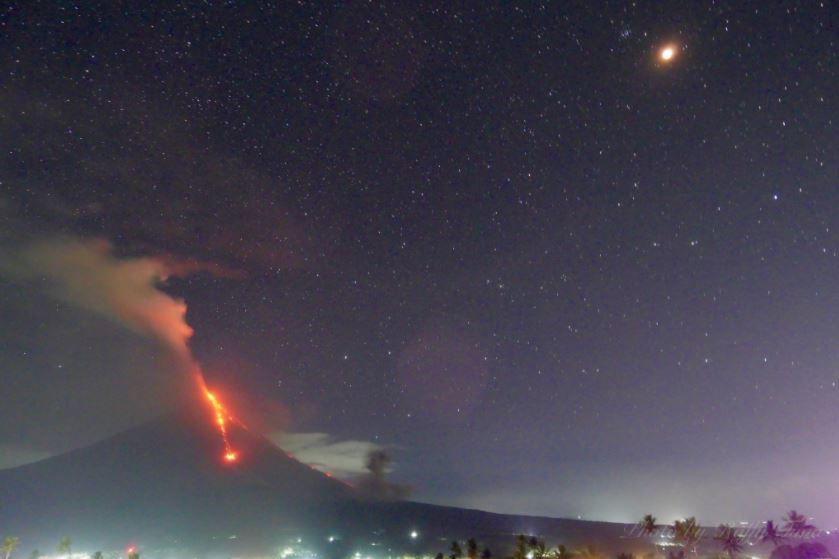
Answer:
436;509;828;559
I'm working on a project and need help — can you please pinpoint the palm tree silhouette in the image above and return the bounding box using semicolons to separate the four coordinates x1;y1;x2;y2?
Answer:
451;541;464;559
672;518;701;556
642;515;658;537
761;521;785;548
512;535;529;559
467;539;480;559
783;511;816;537
553;545;575;559
2;536;20;559
530;538;547;559
715;525;744;559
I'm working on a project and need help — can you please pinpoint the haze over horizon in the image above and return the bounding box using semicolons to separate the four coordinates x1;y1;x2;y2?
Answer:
1;1;837;528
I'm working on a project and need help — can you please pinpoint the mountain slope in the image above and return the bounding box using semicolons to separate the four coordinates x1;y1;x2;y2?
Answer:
0;404;634;555
7;406;815;559
0;404;354;549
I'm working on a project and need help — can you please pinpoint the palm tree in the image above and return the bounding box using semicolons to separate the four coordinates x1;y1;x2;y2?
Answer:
2;537;20;559
783;511;816;537
513;536;528;559
642;515;658;537
672;518;701;556
451;541;464;559
553;545;575;559
529;538;547;559
468;539;480;559
715;525;743;559
57;537;71;557
761;521;785;548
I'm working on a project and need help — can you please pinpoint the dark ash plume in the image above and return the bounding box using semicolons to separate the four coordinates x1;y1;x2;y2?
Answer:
355;449;412;501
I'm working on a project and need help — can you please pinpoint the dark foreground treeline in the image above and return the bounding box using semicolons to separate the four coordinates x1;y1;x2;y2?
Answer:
434;510;832;559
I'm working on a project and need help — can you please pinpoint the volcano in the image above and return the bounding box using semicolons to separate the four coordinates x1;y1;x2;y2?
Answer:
0;406;643;557
0;405;358;552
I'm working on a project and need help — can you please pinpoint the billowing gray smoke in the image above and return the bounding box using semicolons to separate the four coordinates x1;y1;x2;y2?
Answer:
355;449;412;501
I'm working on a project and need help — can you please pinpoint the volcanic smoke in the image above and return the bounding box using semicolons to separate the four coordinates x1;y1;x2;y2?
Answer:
1;237;239;463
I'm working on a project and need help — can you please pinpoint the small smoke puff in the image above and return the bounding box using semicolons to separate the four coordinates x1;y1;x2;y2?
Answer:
355;448;413;501
0;237;194;362
365;448;392;477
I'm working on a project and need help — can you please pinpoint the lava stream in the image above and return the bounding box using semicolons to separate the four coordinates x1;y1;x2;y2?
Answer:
204;389;238;463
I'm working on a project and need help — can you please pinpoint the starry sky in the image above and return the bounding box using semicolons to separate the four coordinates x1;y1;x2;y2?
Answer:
1;1;837;526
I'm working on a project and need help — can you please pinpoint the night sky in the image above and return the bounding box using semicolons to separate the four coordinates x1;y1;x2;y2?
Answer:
1;1;837;526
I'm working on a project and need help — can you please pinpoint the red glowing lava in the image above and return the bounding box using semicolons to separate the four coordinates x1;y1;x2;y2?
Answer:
204;389;238;463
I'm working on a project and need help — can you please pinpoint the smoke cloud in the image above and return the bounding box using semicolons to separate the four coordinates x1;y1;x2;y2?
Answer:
1;237;198;368
273;432;382;477
355;448;413;501
272;434;412;500
0;234;216;461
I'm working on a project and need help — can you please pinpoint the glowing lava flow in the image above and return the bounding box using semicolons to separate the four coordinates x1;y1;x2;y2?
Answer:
205;390;238;463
